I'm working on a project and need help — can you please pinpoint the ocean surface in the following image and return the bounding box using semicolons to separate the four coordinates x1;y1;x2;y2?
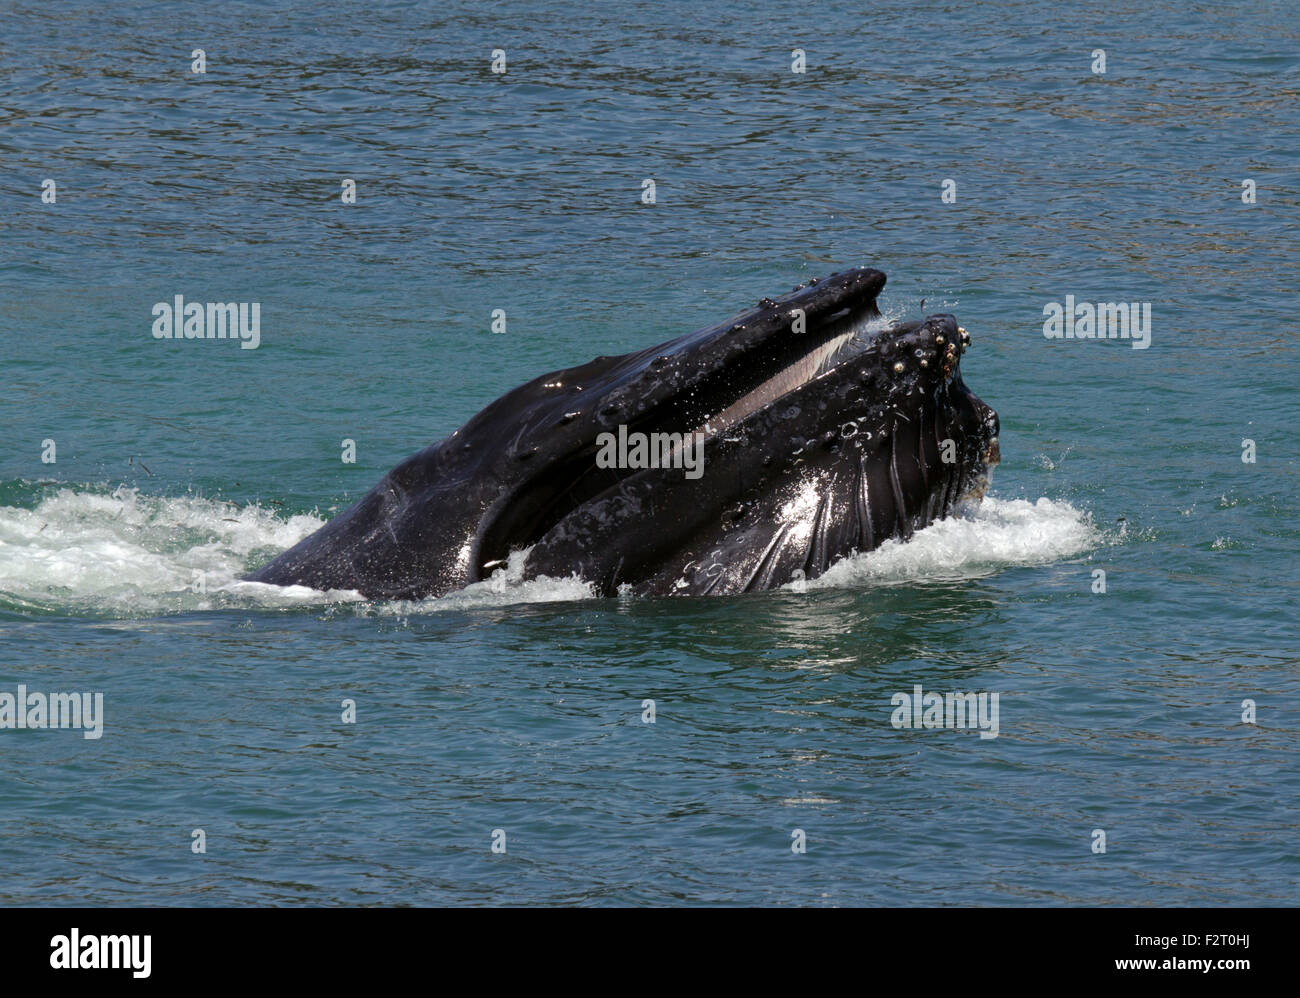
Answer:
1;1;1297;906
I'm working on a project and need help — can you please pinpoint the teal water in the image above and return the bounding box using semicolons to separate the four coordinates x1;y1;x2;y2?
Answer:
1;1;1297;905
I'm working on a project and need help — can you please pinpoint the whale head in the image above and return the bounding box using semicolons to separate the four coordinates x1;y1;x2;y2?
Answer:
246;267;1000;599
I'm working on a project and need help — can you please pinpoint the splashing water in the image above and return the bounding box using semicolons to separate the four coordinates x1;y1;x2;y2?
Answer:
0;484;335;615
791;496;1102;592
0;483;1099;617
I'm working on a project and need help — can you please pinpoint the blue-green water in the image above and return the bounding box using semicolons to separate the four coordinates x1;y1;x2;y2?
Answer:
1;1;1297;905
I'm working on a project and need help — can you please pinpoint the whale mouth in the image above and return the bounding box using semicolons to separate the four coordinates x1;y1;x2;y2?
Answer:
472;282;888;574
665;284;891;445
473;270;995;580
691;319;881;440
244;266;1002;601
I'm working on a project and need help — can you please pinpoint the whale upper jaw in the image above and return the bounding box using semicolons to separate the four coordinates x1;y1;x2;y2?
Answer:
245;268;1000;600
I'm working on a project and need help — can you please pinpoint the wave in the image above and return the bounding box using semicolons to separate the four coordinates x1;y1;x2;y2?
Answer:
793;496;1102;591
0;483;1100;617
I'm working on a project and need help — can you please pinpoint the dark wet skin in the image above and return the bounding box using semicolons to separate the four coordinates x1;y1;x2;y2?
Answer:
245;268;1000;599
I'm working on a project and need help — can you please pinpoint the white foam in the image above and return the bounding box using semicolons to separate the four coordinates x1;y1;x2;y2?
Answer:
0;485;1097;616
0;485;595;616
0;485;334;614
372;549;596;615
790;496;1101;591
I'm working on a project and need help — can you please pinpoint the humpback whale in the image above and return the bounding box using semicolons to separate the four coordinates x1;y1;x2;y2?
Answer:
246;268;1000;599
